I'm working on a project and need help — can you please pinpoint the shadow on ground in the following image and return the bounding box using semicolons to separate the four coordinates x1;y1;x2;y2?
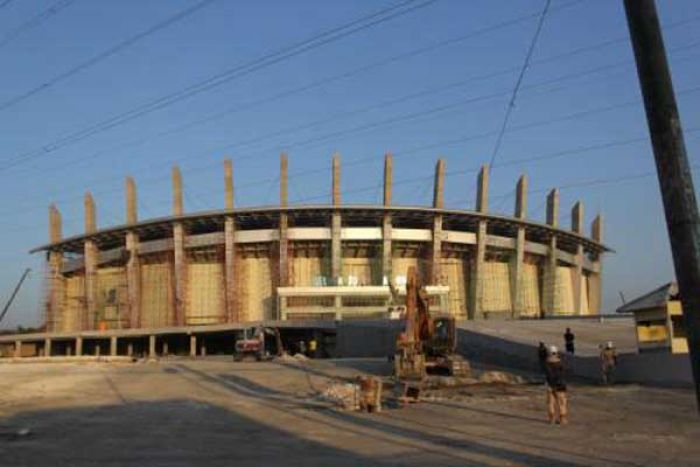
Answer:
175;363;605;466
0;399;393;467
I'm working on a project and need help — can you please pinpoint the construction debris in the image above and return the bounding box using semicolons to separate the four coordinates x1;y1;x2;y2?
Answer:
478;371;524;384
317;382;360;411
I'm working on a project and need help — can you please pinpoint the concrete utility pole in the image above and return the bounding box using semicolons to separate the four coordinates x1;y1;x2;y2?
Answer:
624;0;700;409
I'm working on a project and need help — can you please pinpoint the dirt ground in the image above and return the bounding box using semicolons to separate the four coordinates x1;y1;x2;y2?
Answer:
0;358;698;466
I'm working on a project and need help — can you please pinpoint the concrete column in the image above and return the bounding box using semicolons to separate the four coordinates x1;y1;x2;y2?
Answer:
511;174;527;318
200;341;207;357
331;154;342;284
76;337;83;356
224;159;234;211
173;223;186;326
542;189;560;316
470;165;489;319
382;153;393;284
13;340;21;358
431;159;445;285
172;166;187;326
189;335;197;358
95;343;101;357
589;214;604;314
224;217;237;321
45;338;52;357
476;164;489;214
126;177;140;328
224;158;237;322
84;193;97;331
149;335;156;359
110;336;117;356
571;201;586;315
126;176;137;224
279;154;289;288
47;204;64;333
162;341;169;356
127;342;133;357
172;166;184;217
334;295;343;320
126;232;140;328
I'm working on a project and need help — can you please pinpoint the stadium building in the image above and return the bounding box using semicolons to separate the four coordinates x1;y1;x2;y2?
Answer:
0;154;609;358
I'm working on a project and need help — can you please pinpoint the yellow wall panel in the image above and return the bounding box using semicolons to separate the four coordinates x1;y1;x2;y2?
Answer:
140;260;173;328
342;257;380;286
291;256;328;286
520;263;541;317
62;275;84;332
393;257;428;284
637;323;668;343
555;266;575;315
96;267;127;329
239;255;274;322
186;261;223;325
440;258;467;318
482;261;512;313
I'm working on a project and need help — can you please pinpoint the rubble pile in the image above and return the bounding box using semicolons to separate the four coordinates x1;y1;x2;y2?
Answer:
316;382;360;411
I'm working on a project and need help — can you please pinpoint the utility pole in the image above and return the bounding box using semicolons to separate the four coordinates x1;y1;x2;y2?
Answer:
624;0;700;409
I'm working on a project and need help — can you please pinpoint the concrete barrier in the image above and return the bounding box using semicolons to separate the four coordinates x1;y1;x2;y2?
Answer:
334;320;402;358
457;328;693;388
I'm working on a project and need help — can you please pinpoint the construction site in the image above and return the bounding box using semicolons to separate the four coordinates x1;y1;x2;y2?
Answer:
1;0;700;465
0;154;608;359
0;155;696;463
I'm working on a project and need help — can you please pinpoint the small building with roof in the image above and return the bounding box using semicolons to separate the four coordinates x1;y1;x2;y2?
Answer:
617;282;688;354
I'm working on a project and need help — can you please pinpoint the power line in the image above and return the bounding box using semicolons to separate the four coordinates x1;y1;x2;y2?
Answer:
2;132;699;236
3;10;698;214
236;78;700;168
0;0;437;171
45;32;699;192
14;3;695;182
489;0;551;169
0;0;76;50
13;0;590;178
0;0;216;112
4;61;699;220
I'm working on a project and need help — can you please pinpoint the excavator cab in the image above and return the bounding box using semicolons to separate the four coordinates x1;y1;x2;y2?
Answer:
426;316;457;357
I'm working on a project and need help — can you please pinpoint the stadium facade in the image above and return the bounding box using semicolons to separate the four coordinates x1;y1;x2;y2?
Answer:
33;154;608;334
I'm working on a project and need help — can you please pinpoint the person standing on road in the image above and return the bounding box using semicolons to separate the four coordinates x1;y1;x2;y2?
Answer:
564;328;575;354
545;345;568;425
600;341;618;385
308;338;317;358
538;342;548;376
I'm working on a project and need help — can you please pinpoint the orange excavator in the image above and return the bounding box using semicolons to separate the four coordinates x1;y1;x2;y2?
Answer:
393;266;470;379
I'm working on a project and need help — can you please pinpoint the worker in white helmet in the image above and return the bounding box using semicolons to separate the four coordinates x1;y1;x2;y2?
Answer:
600;341;618;385
544;345;568;424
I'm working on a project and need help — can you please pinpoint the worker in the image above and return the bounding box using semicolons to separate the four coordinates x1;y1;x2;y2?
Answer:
537;342;548;377
600;341;618;385
564;327;575;354
544;345;568;425
308;337;317;358
298;340;307;356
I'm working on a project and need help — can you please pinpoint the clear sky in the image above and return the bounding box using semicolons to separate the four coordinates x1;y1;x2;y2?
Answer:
0;0;698;329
